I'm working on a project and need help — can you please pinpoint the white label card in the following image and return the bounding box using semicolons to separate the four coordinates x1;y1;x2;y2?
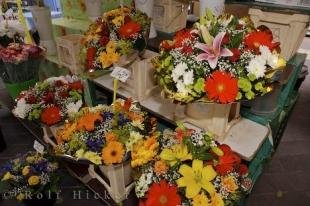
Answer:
33;140;44;154
110;67;131;83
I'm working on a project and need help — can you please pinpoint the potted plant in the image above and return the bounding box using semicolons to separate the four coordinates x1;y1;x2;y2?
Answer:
0;151;60;206
54;98;157;203
81;7;150;72
30;0;57;55
152;10;286;139
0;43;44;99
135;125;253;206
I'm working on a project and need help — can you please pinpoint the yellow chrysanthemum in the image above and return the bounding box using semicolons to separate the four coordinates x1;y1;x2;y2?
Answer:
28;175;40;186
102;141;125;165
56;122;77;143
112;15;124;26
221;176;238;192
106;40;117;53
22;166;30;176
131;137;159;167
176;160;217;198
99;51;120;68
160;144;192;166
192;193;210;206
1;172;14;181
16;193;25;201
210;192;224;206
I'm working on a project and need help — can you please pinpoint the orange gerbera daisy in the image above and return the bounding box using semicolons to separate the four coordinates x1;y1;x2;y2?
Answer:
41;106;61;126
119;21;141;39
244;30;279;53
76;112;103;131
105;132;118;142
204;71;238;104
145;180;181;206
101;141;125;165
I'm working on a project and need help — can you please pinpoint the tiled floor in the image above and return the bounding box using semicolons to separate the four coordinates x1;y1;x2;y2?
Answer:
1;38;310;205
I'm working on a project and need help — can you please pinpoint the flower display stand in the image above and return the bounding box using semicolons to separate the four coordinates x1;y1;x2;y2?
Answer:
176;102;241;141
56;34;84;74
42;124;63;147
153;0;188;33
88;161;135;203
249;8;309;60
118;50;159;101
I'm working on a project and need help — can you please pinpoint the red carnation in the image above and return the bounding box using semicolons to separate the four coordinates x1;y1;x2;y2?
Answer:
26;95;37;104
54;80;65;87
222;32;230;45
86;47;97;70
69;80;83;91
229;48;241;62
43;92;55;104
99;36;110;47
239;164;249;176
41;106;61;126
119;21;141;39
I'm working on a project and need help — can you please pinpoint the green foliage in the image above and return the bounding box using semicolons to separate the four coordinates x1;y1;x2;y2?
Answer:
28;105;42;121
183;137;213;161
118;39;134;55
69;90;82;101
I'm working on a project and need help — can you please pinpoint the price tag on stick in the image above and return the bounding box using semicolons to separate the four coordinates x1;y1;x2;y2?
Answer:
33;140;44;154
110;67;131;103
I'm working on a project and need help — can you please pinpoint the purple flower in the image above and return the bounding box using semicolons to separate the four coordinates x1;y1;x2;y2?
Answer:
33;161;48;173
118;113;129;126
195;32;233;69
102;111;114;121
87;138;104;152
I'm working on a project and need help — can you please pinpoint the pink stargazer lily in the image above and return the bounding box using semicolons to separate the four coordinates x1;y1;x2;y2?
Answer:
195;32;233;69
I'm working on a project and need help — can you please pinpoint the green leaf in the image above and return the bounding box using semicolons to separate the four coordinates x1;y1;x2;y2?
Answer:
230;32;244;48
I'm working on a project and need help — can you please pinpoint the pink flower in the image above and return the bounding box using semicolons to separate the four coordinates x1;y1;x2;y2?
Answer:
195;32;233;69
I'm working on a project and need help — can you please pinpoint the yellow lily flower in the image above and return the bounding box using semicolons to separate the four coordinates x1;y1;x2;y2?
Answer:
210;192;224;206
160;144;192;166
176;159;217;198
1;172;14;181
192;193;210;206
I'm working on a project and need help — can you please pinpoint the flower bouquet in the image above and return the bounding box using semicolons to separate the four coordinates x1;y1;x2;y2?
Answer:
0;43;44;99
54;98;157;202
134;125;252;206
153;11;286;104
0;151;59;206
81;7;151;71
12;75;84;127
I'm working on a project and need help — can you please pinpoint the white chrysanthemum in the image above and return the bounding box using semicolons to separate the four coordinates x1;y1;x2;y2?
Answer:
66;100;83;116
12;98;32;119
131;120;144;130
247;56;267;79
259;45;279;69
183;70;194;85
176;81;187;93
172;62;187;82
126;131;144;151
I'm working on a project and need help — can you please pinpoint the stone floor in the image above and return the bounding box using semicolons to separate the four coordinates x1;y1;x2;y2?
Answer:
1;38;310;205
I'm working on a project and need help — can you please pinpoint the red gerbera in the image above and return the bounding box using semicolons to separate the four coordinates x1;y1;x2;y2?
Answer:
215;144;241;175
204;71;238;104
41;106;61;126
119;21;141;39
174;28;194;48
244;30;279;53
145;180;181;206
86;47;97;71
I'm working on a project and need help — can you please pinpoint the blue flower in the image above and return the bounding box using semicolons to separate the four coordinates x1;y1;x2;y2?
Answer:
118;113;129;126
87;138;104;152
33;161;48;173
102;112;114;121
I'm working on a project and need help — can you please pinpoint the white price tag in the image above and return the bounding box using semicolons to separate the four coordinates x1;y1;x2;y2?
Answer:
33;140;44;154
110;67;131;83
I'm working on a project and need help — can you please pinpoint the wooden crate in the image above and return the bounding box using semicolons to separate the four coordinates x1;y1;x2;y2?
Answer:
118;50;159;101
249;8;310;60
56;34;84;74
153;0;188;33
